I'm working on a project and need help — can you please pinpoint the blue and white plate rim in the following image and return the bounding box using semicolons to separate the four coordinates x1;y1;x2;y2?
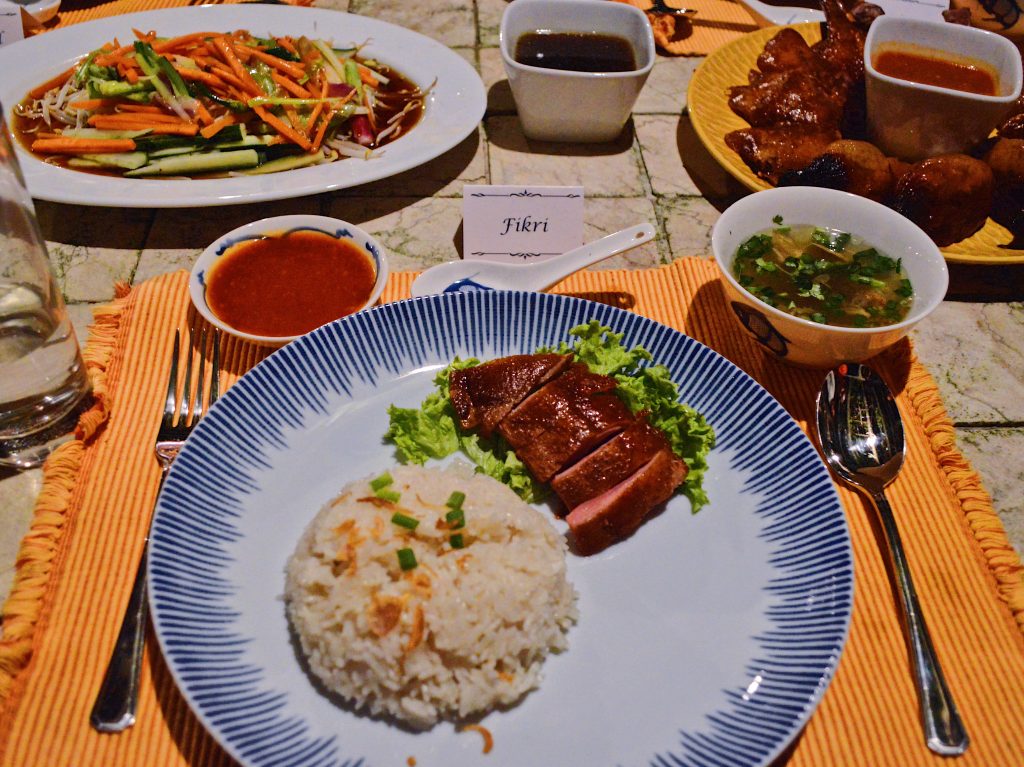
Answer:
149;289;854;767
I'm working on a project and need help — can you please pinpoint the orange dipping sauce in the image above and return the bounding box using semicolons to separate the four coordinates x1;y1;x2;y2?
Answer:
205;230;377;338
874;48;998;96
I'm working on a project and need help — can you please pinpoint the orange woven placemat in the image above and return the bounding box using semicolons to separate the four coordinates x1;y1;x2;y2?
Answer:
33;0;759;56
2;262;1024;766
34;0;308;31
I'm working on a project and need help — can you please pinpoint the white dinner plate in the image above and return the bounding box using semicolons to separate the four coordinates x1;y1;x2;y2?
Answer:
0;6;485;207
149;291;853;767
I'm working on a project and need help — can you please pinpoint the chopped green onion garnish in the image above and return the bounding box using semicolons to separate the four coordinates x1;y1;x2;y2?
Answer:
397;547;417;570
445;508;465;529
449;533;465;549
376;488;401;503
370;472;393;491
446;491;466;509
391;512;419;530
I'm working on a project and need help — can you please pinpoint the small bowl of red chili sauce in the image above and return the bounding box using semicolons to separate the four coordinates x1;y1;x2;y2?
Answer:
864;16;1022;162
190;215;389;346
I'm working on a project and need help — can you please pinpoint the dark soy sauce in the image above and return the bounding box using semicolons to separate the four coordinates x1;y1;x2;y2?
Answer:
514;31;637;73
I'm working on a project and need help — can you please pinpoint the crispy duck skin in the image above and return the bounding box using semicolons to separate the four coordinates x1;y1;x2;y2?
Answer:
498;363;634;484
551;416;672;511
448;353;570;438
566;449;687;555
725;126;840;184
892;154;995;247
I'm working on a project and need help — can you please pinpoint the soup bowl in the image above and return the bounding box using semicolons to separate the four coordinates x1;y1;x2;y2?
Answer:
190;215;389;347
711;187;948;369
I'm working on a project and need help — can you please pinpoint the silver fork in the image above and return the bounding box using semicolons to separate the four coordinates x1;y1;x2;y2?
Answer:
90;324;220;733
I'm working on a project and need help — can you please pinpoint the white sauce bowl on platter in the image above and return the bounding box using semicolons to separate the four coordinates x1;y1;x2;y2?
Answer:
711;187;948;369
864;16;1023;162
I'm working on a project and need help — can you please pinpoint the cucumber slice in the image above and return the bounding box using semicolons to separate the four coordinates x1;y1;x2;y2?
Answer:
148;146;198;159
125;149;260;177
62;128;150;140
243;152;325;175
80;151;149;170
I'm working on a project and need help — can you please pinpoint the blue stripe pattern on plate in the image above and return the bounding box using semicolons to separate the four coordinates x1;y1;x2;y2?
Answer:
149;290;852;767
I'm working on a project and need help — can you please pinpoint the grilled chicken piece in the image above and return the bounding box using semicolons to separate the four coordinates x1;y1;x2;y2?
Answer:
811;0;869;89
566;448;687;554
755;27;819;75
728;69;845;130
997;98;1024;139
778;140;909;203
985;138;1024;237
892;154;995;247
449;353;570;438
498;363;634;483
725;126;840;184
551;416;672;511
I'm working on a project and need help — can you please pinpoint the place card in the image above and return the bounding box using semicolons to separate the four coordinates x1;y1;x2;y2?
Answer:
0;0;24;48
463;185;584;263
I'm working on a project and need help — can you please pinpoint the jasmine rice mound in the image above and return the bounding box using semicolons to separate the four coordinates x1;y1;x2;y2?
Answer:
284;463;577;729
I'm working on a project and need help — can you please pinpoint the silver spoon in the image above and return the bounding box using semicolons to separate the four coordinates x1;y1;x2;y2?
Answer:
816;363;968;756
410;222;655;297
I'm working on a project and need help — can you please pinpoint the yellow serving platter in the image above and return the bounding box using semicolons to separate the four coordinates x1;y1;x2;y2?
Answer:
687;23;1024;265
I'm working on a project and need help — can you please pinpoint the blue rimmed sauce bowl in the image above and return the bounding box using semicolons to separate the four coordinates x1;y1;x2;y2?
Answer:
190;215;389;347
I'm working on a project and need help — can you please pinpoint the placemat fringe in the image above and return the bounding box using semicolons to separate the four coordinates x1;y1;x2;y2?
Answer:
902;347;1024;634
0;285;129;701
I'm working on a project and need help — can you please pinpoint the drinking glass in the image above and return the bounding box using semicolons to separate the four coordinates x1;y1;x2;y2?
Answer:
0;102;90;469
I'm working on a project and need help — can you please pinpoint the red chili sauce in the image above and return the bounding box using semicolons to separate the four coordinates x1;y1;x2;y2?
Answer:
205;230;376;338
874;48;998;96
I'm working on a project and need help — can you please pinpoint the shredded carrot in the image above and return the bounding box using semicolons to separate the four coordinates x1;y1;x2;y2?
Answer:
199;113;234;139
460;725;494;755
31;137;137;155
359;65;379;89
247;47;306;80
311;108;332;151
87;116;198;135
283;104;303;134
148;124;201;136
275;36;299;56
194;101;215;126
211;37;263;97
124;67;140;85
306;80;327;140
153;32;217;54
116;104;168;114
28;66;77;99
175;65;230;90
93;46;135;67
270;71;312;99
253;104;312;151
67;99;110;111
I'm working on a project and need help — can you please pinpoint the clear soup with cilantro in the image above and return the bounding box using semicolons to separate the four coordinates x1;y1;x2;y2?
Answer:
732;219;913;328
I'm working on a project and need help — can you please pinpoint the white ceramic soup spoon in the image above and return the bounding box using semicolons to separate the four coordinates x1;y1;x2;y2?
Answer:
409;222;656;297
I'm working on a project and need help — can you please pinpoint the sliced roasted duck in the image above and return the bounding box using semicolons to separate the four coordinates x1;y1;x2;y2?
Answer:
450;353;689;553
449;353;570;438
